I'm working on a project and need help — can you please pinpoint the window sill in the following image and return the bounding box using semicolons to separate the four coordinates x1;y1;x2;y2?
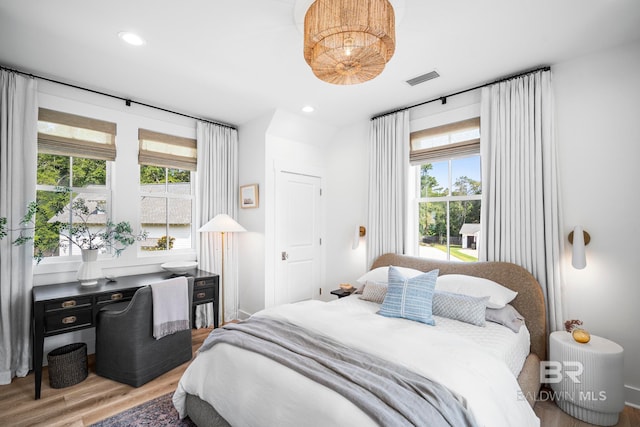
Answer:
32;250;197;285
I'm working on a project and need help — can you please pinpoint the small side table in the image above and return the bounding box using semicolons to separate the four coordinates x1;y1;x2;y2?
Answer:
549;331;624;426
330;288;355;299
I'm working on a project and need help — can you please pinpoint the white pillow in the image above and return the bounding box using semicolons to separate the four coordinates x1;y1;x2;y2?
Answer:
356;266;424;285
435;274;517;309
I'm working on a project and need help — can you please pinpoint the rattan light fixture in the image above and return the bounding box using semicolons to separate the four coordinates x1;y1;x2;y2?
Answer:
303;0;396;85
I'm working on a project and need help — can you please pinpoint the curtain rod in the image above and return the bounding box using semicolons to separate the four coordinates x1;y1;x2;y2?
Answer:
1;65;237;130
371;65;551;121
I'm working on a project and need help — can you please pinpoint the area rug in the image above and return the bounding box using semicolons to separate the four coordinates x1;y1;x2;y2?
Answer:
91;392;196;426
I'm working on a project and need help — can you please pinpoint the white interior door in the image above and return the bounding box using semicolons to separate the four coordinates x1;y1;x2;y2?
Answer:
275;171;322;305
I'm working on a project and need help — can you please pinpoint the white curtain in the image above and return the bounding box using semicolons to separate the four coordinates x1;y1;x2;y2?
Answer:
366;111;410;268
480;70;565;332
0;70;38;384
196;121;239;326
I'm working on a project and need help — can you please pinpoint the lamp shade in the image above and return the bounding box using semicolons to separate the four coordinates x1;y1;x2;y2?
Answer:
198;214;246;233
571;225;586;269
352;225;360;250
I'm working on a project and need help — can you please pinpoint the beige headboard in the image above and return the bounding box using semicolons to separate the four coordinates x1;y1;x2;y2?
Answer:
371;253;547;360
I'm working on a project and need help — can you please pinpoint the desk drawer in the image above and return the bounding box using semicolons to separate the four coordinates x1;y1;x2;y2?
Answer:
45;308;93;333
193;287;214;303
44;296;92;313
194;278;212;288
96;289;136;305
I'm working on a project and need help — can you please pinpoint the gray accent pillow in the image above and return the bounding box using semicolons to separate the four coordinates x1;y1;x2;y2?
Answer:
432;291;488;327
485;304;525;333
359;281;387;303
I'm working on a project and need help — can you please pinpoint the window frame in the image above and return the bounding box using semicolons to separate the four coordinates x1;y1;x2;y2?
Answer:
35;108;115;263
410;117;482;262
137;128;197;255
413;155;482;261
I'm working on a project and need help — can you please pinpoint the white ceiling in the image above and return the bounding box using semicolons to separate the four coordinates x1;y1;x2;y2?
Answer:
1;0;639;128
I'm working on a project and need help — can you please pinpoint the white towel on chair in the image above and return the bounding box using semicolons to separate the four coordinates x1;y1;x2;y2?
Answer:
150;277;190;339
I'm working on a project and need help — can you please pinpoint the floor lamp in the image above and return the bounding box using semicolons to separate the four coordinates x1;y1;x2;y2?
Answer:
198;214;246;324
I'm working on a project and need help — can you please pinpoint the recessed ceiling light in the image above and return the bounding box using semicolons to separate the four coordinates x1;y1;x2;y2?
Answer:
302;105;314;113
118;31;146;46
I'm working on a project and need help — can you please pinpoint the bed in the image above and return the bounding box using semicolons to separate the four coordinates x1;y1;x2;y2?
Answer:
173;253;546;426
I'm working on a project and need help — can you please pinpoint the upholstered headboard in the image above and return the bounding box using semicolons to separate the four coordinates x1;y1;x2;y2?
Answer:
371;253;547;360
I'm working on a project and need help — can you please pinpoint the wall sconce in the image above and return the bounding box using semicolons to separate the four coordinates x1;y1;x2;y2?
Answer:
568;225;590;269
352;226;366;250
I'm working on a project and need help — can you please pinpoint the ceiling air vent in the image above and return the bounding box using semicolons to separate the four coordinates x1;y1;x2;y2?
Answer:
406;70;440;86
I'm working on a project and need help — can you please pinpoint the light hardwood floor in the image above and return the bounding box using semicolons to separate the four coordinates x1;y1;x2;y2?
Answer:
0;327;638;427
534;394;640;427
0;327;212;427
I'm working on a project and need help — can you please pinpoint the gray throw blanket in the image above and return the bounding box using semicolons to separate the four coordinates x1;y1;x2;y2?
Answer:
200;317;478;427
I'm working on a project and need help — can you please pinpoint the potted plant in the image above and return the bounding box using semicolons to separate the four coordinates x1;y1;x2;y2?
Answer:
0;187;147;285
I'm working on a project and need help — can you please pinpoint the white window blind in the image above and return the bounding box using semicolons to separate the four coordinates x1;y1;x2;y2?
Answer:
38;108;117;161
410;117;480;165
138;128;197;171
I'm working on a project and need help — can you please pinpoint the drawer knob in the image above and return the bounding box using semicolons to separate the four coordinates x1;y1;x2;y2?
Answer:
110;293;123;301
62;316;77;325
196;292;206;299
61;300;77;308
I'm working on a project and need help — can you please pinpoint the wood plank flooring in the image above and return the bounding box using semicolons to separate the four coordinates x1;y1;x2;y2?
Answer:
534;396;640;427
0;326;638;426
0;327;212;427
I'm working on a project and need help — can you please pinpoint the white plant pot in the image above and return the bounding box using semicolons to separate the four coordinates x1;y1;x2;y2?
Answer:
77;249;103;286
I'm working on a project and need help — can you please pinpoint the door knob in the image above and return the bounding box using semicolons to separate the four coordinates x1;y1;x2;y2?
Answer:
281;251;289;261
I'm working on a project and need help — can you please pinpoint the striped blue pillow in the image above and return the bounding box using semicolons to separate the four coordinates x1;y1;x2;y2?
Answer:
377;266;439;325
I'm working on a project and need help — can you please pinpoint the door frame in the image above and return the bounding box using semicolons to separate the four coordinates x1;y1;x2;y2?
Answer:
265;160;325;308
275;171;321;305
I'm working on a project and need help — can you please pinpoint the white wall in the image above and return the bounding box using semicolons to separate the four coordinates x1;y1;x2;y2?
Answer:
322;39;640;406
237;112;270;318
324;122;369;289
554;38;640;406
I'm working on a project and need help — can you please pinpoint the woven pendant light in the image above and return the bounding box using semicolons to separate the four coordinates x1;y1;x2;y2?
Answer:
304;0;396;85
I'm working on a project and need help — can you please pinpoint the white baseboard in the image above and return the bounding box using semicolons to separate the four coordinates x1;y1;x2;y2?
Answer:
626;384;640;408
237;309;252;321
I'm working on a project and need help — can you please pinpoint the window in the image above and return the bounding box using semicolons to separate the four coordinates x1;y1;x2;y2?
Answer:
35;108;116;258
411;118;481;262
138;129;196;252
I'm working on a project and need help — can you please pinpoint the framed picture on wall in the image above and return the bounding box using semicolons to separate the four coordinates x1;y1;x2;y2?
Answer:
240;184;259;209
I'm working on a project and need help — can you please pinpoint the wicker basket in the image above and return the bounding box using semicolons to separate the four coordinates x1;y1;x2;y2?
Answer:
47;343;88;388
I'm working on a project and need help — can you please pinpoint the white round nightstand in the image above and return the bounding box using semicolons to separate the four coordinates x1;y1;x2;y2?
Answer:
549;331;625;426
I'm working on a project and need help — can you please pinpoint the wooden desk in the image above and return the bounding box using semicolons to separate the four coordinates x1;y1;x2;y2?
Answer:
32;269;219;400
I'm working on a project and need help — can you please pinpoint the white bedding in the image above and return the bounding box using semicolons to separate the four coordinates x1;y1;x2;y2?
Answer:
174;298;539;427
334;295;531;377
